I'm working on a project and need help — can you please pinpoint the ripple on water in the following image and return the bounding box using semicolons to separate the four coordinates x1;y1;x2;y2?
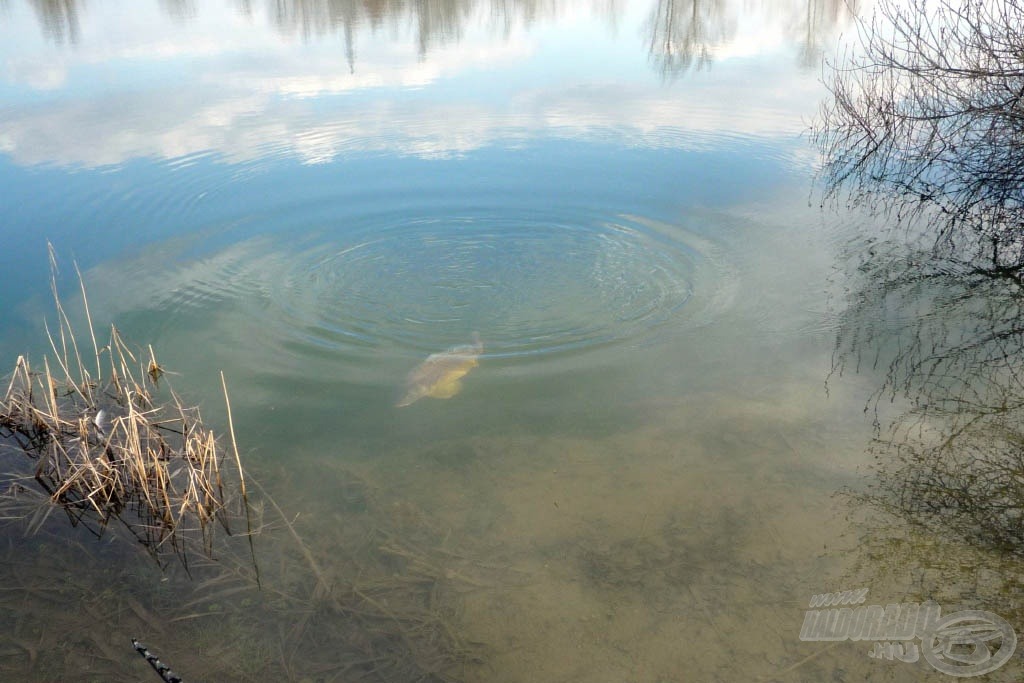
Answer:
262;210;714;360
83;207;738;380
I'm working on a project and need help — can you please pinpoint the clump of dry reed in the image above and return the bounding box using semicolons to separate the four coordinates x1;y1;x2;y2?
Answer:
0;250;251;567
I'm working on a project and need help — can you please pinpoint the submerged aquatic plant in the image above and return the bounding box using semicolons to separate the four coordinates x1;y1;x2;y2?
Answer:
0;248;253;569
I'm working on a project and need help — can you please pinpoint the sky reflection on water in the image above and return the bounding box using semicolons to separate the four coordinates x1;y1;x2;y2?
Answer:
0;0;854;168
0;0;858;363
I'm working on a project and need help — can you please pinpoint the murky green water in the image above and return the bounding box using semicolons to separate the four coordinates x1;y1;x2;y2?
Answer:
1;0;1021;681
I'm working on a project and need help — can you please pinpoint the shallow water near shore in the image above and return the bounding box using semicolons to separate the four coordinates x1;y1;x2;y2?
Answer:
1;0;1021;681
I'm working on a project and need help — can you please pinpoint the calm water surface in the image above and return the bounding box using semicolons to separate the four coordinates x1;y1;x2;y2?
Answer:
1;1;1018;681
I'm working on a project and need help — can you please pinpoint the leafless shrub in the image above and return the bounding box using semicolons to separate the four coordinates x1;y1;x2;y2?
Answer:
813;0;1024;273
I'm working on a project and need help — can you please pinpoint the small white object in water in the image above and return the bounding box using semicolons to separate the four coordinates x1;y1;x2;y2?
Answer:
93;409;108;436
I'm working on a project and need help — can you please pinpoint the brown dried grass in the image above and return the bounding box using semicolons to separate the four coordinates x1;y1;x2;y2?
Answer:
0;248;251;568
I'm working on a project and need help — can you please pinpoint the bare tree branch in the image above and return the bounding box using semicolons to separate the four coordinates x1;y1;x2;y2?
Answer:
813;0;1024;272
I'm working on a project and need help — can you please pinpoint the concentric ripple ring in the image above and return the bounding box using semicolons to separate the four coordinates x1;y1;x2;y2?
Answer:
265;210;701;359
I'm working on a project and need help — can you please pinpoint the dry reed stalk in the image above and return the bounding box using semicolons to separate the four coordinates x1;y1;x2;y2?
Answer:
73;261;102;382
0;252;255;568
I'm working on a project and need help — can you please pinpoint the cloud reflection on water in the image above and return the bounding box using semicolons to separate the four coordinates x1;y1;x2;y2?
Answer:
0;0;856;168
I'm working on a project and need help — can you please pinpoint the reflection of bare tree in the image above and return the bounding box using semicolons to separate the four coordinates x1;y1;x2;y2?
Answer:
12;0;855;72
271;0;349;39
794;0;856;68
410;0;474;56
16;0;579;58
814;0;1024;273
26;0;81;45
268;0;475;61
159;0;196;22
819;0;1024;556
834;240;1024;557
644;0;733;80
269;0;366;71
487;0;558;39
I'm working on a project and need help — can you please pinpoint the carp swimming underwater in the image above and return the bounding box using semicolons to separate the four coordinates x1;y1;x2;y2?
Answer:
396;332;483;407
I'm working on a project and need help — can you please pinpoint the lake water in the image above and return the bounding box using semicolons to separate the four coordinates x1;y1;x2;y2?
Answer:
1;0;1020;681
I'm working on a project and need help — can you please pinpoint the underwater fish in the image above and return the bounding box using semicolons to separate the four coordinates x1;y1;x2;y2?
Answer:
396;333;483;407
